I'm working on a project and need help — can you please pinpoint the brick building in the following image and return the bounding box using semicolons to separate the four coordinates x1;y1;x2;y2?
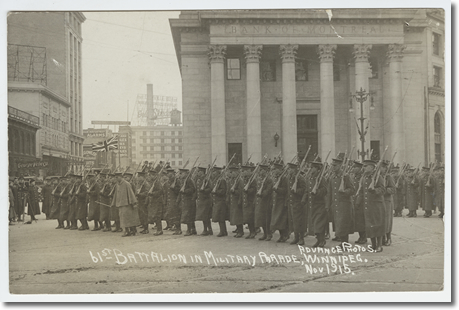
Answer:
8;12;86;175
170;9;445;166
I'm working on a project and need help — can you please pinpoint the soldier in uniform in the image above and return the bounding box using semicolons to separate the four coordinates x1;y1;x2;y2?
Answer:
109;173;123;232
178;168;197;236
135;171;150;234
49;177;63;228
327;158;355;247
17;177;28;222
286;162;307;246
146;170;165;236
357;160;386;252
350;161;366;244
41;177;53;219
75;174;89;231
420;167;435;217
25;179;40;224
254;164;273;241
98;170;112;232
271;163;289;242
164;168;182;234
111;172;140;237
87;173;102;231
434;166;445;218
195;167;213;235
305;161;328;247
211;167;228;237
405;168;419;217
228;165;243;237
58;176;71;229
67;174;79;230
381;161;396;246
241;165;257;239
391;166;405;217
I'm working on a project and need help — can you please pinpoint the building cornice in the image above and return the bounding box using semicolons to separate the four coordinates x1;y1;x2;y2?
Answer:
8;82;71;108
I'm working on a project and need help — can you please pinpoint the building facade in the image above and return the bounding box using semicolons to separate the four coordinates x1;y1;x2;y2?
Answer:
170;9;445;166
7;12;86;175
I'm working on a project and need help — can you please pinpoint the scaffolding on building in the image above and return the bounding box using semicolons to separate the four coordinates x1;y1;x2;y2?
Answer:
7;44;47;85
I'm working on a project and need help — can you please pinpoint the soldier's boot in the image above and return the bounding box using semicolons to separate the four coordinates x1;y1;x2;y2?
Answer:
83;219;90;230
325;225;330;240
265;226;273;241
413;211;417;218
70;220;78;230
184;224;193;236
164;221;172;230
245;224;255;239
370;238;377;252
112;221;122;232
217;222;227;237
258;226;267;241
235;225;244;238
384;233;392;246
276;230;285;242
375;236;383;252
207;221;213;235
91;221;99;231
122;228;131;237
200;221;209;236
297;232;305;246
103;220;111;232
55;220;63;229
154;221;163;236
356;232;367;244
290;233;300;245
191;222;197;235
317;233;326;248
130;226;137;236
64;220;71;229
339;235;349;249
312;234;321;247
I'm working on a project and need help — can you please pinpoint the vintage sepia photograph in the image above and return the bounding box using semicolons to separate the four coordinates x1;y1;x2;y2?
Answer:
3;0;451;302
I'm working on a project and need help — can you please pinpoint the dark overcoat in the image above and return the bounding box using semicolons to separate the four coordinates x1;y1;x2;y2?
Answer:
99;180;112;222
351;172;365;232
229;177;243;226
357;173;386;238
242;177;257;225
383;174;396;234
49;184;61;219
404;176;419;211
195;177;213;221
147;180;164;223
75;183;88;220
287;173;306;234
179;178;196;224
327;172;355;237
41;184;53;216
305;173;328;235
212;178;228;222
254;175;273;229
87;180;100;221
270;175;288;232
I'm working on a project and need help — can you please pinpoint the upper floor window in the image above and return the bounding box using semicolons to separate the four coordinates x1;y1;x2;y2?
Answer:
433;66;442;88
226;59;241;80
432;33;441;56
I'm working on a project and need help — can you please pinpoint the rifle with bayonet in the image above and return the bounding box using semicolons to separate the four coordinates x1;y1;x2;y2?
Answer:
201;155;218;190
243;154;267;192
148;159;170;195
180;157;200;193
312;150;331;194
291;145;312;192
368;146;389;191
425;163;436;187
212;154;236;193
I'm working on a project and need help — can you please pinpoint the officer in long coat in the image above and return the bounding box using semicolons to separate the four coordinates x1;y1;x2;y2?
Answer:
241;165;257;239
146;170;165;235
211;167;228;237
164;168;182;234
270;163;289;242
58;176;71;229
111;172;139;237
254;164;273;241
17;177;28;222
420;167;435;217
25;179;41;224
434;166;445;218
67;174;79;230
75;174;89;231
41;178;53;219
135;171;150;234
357;160;386;252
350;161;366;244
405;168;419;217
49;177;63;228
108;173;123;232
381;161;396;246
327;158;355;247
228;166;243;237
98;171;112;231
391;166;405;217
195;167;213;235
87;174;102;231
178;168;197;236
286;162;307;246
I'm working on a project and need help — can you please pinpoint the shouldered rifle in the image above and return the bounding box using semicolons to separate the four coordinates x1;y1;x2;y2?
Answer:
88;163;109;192
201;155;218;190
243;154;267;192
395;162;407;188
212;153;236;193
180;157;200;193
273;154;298;191
256;158;277;196
148;159;170;195
246;154;253;165
312;150;332;194
368;145;389;191
426;163;436;187
129;161;143;182
75;164;93;196
383;151;397;183
291;145;312;192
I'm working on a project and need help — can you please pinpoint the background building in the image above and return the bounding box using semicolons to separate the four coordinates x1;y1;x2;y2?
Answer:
7;12;86;176
170;9;445;166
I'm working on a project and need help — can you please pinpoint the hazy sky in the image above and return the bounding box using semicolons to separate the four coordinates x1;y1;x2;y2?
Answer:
81;11;181;129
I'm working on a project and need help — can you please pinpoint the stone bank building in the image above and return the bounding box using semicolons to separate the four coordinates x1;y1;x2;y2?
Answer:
170;9;445;166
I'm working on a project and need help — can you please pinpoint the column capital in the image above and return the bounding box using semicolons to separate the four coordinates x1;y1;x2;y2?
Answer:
387;44;406;62
244;45;263;63
317;44;337;62
279;44;298;63
353;44;372;62
208;45;227;62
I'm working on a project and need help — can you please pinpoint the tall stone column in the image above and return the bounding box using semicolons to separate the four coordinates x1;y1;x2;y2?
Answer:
208;45;227;166
244;45;263;163
318;44;337;160
279;44;298;163
387;44;406;162
353;44;372;160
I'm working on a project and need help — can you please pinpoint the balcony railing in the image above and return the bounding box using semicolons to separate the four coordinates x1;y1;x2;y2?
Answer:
8;106;40;127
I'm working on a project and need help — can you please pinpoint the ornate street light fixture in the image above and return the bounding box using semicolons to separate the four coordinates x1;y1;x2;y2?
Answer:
349;87;375;161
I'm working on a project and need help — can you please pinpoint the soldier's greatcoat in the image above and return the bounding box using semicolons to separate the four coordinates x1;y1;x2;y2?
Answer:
351;172;365;232
75;183;88;220
404;175;419;212
254;175;273;229
135;179;150;227
242;177;257;225
383;174;396;233
287;173;306;235
49;184;61;219
41;183;53;216
87;180;100;222
434;173;444;213
357;173;386;238
327;172;355;237
67;182;77;222
212;178;228;222
305;173;328;235
99;180;112;222
164;178;181;225
179;178;196;224
147;180;164;223
229;177;243;226
420;173;435;212
195;177;213;221
270;175;289;232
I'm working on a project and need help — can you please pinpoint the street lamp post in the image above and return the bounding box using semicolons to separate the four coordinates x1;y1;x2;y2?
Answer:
349;87;375;161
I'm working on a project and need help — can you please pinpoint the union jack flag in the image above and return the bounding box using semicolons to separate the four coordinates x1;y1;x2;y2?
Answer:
92;135;119;152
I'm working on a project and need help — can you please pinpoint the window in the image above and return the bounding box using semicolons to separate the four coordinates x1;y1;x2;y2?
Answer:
172;146;175;151
179;161;182;166
172;138;175;143
227;58;241;80
432;33;441;56
178;138;182;143
172;161;176;166
171;131;175;136
161;131;164;136
179;153;182;159
261;61;276;82
179;146;182;151
161;139;164;144
433;66;442;88
143;146;147;151
295;60;308;81
161;146;165;151
172;153;176;159
161;153;165;159
143;131;147;136
333;63;340;81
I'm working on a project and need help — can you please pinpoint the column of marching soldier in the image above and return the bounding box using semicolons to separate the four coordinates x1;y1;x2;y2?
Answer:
11;147;444;253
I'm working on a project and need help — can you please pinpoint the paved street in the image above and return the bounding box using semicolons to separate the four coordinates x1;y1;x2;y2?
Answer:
9;209;444;295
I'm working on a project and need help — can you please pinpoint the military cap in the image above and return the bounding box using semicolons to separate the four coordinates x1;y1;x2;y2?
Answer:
86;173;95;177
310;161;323;169
197;167;207;172
74;174;83;179
363;160;377;166
149;169;158;174
241;165;254;170
212;166;223;171
124;172;133;177
179;168;189;172
259;164;269;170
331;158;343;165
92;168;102;173
166;168;176;173
434;165;444;170
114;172;123;176
287;162;298;168
407;167;415;171
136;171;147;177
381;160;390;167
228;165;239;170
422;166;430;171
353;161;363;167
273;163;283;169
